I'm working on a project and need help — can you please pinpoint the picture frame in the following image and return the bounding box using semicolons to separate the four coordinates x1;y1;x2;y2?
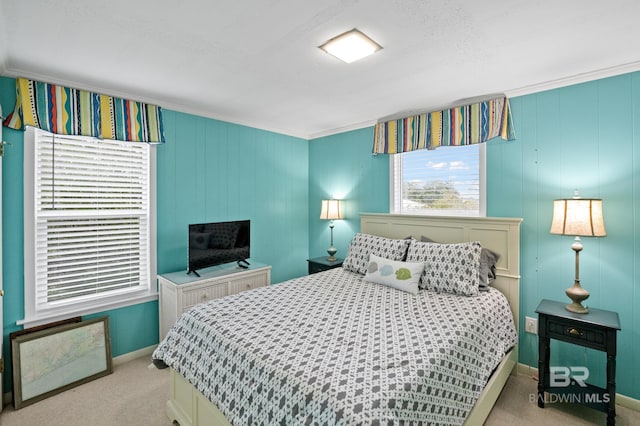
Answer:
11;316;112;409
9;316;82;342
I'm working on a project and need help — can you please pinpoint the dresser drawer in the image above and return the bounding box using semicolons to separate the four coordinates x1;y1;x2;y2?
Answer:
547;318;606;350
228;274;268;294
182;284;228;310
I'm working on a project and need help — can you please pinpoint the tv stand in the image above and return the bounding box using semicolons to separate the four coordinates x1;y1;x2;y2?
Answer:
237;259;250;269
186;269;201;277
158;262;271;340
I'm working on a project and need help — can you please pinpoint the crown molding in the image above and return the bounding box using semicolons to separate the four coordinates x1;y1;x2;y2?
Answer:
308;119;377;140
505;61;640;98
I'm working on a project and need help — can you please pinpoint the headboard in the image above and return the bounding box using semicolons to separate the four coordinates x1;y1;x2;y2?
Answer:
360;213;522;331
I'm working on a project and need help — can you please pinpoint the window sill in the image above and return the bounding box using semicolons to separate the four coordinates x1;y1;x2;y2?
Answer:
18;292;159;329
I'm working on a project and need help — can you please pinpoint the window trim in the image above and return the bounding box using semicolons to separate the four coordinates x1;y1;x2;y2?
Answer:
21;127;157;328
389;143;487;217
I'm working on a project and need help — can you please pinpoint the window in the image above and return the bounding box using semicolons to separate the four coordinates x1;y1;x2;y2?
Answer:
23;128;156;326
390;144;486;216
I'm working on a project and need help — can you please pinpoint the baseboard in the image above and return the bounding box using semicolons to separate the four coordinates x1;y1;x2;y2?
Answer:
2;345;158;408
112;344;157;366
517;362;640;412
516;362;539;379
617;393;640;413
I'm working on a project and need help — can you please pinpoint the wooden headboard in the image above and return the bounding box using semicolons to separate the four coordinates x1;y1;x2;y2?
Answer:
360;213;522;331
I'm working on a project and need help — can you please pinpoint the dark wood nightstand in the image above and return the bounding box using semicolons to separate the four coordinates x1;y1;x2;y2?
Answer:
536;299;621;425
307;257;344;274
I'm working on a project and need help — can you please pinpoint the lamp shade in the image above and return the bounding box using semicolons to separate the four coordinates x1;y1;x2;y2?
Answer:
550;198;606;237
320;199;344;220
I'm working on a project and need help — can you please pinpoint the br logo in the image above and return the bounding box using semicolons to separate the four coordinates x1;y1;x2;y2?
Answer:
549;366;589;387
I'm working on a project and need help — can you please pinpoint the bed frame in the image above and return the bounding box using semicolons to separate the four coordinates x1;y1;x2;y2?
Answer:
164;213;522;426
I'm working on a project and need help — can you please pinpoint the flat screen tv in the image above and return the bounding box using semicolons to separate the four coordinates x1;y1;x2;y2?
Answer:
188;220;250;276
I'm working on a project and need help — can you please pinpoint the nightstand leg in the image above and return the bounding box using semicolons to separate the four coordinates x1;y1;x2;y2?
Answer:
537;336;549;408
606;354;616;426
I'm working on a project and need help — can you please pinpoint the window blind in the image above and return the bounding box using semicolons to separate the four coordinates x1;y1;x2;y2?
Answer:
33;131;150;309
391;144;483;216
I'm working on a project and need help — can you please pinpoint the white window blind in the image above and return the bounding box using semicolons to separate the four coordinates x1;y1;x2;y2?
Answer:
24;128;156;325
391;144;485;216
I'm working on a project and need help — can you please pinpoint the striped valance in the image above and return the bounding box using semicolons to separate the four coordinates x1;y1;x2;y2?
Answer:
3;77;165;143
373;96;515;154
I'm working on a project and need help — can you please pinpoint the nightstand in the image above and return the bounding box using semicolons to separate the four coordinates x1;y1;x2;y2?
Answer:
536;299;621;425
307;256;344;274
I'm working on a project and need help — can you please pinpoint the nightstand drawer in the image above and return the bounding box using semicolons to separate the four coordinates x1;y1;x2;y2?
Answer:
547;318;606;350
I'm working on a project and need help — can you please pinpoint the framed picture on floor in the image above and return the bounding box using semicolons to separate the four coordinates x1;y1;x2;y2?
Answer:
11;316;113;409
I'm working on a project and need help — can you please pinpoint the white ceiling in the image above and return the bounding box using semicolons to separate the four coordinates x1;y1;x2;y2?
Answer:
2;0;640;139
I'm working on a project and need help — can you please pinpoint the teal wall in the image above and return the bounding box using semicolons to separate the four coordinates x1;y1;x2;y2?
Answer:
308;127;389;259
308;72;640;400
156;109;309;282
0;76;309;392
488;72;640;400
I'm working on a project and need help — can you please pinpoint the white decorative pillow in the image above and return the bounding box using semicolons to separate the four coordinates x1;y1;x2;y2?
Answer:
406;240;482;296
342;233;411;275
364;254;424;295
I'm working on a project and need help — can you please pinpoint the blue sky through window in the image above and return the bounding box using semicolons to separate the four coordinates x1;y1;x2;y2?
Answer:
402;145;479;198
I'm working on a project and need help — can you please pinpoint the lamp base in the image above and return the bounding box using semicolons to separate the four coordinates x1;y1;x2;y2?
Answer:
327;246;337;262
565;282;589;314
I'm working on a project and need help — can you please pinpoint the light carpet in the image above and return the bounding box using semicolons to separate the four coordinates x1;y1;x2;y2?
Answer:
1;355;637;425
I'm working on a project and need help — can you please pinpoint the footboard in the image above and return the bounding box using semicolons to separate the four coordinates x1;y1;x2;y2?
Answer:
167;369;231;426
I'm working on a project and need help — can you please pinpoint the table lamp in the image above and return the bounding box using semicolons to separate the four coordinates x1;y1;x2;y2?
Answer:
320;199;344;261
550;190;606;313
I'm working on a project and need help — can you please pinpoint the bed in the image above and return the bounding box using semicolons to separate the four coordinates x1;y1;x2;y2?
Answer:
153;213;522;425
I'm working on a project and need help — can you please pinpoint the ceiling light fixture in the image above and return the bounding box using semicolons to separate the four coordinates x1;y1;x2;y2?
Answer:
319;28;382;64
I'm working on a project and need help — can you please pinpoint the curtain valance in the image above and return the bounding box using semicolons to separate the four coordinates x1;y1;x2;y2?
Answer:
3;77;165;143
372;96;514;154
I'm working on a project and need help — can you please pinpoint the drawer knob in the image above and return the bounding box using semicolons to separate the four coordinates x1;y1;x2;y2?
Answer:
202;294;208;300
568;327;583;337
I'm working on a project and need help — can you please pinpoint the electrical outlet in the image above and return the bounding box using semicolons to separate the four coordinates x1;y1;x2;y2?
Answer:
525;316;538;334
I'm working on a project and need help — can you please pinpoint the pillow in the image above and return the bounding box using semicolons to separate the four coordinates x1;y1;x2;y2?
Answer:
364;254;424;295
407;240;482;296
420;236;500;291
342;233;411;275
479;247;501;291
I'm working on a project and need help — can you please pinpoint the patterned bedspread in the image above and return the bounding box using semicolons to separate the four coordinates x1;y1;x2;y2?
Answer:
153;268;517;425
